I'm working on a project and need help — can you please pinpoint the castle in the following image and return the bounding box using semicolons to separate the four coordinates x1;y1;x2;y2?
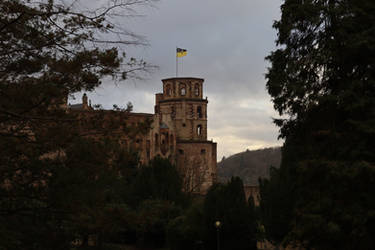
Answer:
69;77;217;194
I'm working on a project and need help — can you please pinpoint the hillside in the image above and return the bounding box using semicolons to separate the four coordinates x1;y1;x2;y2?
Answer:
217;147;281;186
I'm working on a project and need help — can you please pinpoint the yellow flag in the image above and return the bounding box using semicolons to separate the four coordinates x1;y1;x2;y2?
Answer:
177;48;187;57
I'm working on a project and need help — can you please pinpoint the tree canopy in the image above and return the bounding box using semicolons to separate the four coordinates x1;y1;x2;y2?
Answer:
0;0;156;249
264;0;375;249
167;177;258;250
203;177;257;250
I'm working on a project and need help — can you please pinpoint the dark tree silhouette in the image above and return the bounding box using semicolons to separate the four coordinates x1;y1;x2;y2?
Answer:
264;0;375;249
0;0;156;249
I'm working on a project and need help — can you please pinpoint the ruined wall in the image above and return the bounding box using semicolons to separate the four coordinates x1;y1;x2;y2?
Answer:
244;185;260;206
176;141;217;194
70;109;153;165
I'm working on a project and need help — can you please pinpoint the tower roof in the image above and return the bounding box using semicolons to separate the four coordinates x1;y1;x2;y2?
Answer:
162;77;204;82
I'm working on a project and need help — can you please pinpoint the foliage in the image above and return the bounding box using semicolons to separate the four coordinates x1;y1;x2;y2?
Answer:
166;178;258;250
128;157;189;208
218;147;281;185
136;199;182;248
265;0;375;249
0;136;137;249
0;0;156;249
167;201;206;250
259;167;294;246
203;177;257;250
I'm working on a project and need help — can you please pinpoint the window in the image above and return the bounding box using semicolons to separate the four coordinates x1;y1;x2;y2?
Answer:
197;106;202;118
197;125;202;136
179;149;184;155
166;84;171;96
195;84;199;96
180;84;186;96
201;149;206;154
182;123;186;127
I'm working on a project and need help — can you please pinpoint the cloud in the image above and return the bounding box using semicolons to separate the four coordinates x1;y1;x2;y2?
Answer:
77;0;284;159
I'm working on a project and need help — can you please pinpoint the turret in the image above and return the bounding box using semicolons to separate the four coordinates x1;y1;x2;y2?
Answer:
82;93;88;109
158;77;208;141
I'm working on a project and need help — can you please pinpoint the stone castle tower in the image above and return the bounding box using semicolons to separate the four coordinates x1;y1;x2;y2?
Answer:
153;77;217;193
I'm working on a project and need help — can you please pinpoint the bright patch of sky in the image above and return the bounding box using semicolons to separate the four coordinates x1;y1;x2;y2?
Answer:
71;0;284;159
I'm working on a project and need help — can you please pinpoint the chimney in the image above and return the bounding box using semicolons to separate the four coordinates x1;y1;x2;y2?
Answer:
82;93;88;109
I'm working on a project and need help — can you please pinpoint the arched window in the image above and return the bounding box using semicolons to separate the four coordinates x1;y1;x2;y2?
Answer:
160;133;168;155
180;84;186;96
197;106;202;118
197;125;202;136
166;84;171;96
194;84;200;96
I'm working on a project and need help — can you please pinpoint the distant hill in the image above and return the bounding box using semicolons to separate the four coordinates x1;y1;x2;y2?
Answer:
217;147;282;186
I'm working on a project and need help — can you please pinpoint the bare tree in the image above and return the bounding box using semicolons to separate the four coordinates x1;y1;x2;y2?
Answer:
178;155;207;194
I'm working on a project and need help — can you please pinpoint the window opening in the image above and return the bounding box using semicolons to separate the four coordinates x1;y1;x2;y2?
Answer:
180;84;186;96
195;84;199;96
197;106;202;118
197;125;202;136
166;84;171;96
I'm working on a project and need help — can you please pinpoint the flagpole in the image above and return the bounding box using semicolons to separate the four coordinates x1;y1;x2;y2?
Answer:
176;47;178;77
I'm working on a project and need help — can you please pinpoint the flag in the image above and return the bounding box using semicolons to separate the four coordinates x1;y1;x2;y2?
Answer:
176;48;187;57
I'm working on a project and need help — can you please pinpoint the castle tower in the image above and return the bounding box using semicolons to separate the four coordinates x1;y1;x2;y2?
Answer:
157;77;207;141
153;77;217;194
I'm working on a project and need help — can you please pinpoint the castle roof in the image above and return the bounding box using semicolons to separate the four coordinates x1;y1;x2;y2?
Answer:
127;112;153;117
162;77;204;82
69;103;84;110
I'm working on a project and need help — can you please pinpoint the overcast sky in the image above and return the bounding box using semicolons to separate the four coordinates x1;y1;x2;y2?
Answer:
74;0;284;160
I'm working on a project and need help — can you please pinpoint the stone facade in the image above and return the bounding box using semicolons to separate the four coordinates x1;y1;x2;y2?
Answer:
244;185;260;206
70;77;217;194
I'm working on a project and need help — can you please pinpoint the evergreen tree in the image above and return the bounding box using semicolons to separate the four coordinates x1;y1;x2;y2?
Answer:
129;157;189;207
167;200;206;250
203;177;257;250
259;167;294;247
265;0;375;249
